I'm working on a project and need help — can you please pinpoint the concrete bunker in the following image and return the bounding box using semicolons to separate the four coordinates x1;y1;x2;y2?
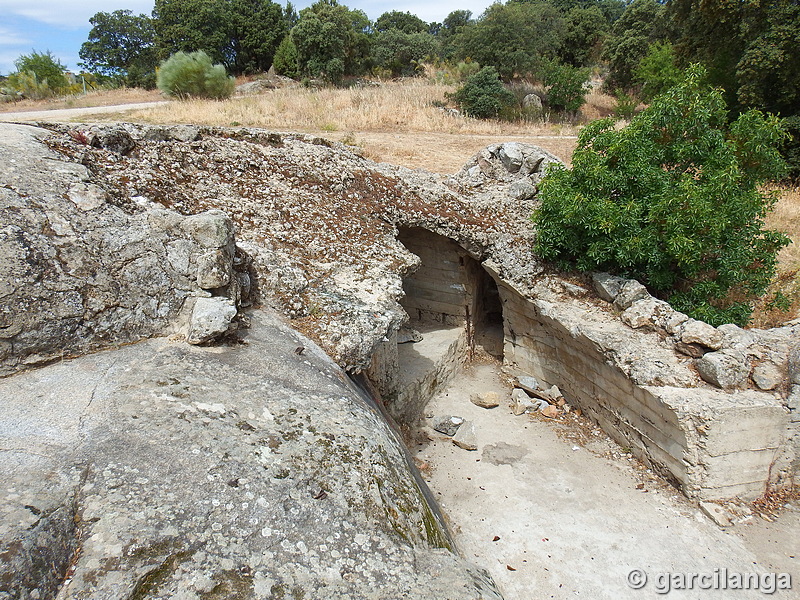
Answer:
367;229;796;502
368;227;505;424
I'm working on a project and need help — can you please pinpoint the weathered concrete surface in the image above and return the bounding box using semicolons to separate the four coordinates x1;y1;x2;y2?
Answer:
0;309;501;600
416;363;799;600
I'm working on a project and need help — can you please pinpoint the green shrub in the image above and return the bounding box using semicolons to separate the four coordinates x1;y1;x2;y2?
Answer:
273;35;299;79
633;41;682;103
542;61;591;114
455;60;480;81
156;50;234;100
12;51;69;95
6;71;55;100
612;89;638;120
449;66;515;119
533;66;789;326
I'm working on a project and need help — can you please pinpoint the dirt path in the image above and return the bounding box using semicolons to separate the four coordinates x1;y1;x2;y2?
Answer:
415;361;799;599
0;101;168;123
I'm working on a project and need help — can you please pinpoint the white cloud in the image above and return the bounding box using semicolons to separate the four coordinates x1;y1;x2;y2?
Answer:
0;0;155;28
0;26;30;45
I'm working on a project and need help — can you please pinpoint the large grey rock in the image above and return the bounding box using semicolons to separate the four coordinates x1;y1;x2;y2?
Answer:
621;297;673;329
752;361;783;391
0;310;502;600
508;178;537;200
197;248;233;288
91;124;136;155
515;375;541;394
0;124;242;376
681;319;724;350
613;280;649;311
498;142;524;173
511;388;536;415
523;93;543;111
591;272;625;303
181;209;235;249
697;349;751;389
453;421;479;451
432;415;464;436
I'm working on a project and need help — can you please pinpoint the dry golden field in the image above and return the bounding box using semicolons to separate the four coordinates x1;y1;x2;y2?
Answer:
4;79;797;325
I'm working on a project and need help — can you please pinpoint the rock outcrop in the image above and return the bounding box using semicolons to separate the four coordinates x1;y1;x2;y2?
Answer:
1;121;798;600
0;310;501;600
0;124;248;376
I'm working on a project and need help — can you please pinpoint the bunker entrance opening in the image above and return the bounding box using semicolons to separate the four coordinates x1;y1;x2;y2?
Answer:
377;227;505;424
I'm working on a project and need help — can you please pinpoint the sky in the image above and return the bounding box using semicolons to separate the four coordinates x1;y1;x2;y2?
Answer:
0;0;493;75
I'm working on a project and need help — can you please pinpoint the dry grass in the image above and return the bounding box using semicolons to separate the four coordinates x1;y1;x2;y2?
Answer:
581;86;618;121
0;87;161;113
751;184;800;327
128;79;580;137
119;78;580;170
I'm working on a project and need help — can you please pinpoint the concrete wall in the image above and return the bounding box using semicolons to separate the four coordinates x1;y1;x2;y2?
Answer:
370;228;792;500
499;280;791;501
398;227;475;327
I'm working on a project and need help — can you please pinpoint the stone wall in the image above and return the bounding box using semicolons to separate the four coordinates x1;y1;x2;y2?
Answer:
498;277;793;501
398;227;474;326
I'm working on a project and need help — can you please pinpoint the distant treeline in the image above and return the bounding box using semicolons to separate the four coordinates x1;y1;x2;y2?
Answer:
76;0;798;172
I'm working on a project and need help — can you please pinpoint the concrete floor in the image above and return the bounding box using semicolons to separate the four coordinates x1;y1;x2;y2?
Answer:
414;361;799;600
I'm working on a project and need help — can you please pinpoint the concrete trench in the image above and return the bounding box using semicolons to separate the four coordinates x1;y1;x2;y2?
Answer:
363;227;799;598
367;227;796;503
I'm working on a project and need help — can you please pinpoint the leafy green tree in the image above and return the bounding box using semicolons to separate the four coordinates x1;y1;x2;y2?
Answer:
533;66;789;326
273;35;299;78
291;0;370;83
670;0;800;177
229;0;287;74
455;2;566;80
441;9;474;34
11;51;69;94
542;60;590;113
632;41;681;102
154;0;233;66
450;66;515;119
284;2;299;27
602;0;671;91
153;0;286;75
560;5;608;67
371;29;437;77
545;0;626;24
374;11;428;34
436;10;475;60
157;50;235;99
79;10;158;88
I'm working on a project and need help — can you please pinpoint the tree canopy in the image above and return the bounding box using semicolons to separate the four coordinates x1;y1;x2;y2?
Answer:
534;67;789;325
153;0;286;74
79;10;157;88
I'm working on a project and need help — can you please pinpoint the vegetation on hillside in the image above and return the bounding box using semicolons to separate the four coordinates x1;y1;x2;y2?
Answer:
3;0;796;156
2;0;798;324
534;67;790;326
